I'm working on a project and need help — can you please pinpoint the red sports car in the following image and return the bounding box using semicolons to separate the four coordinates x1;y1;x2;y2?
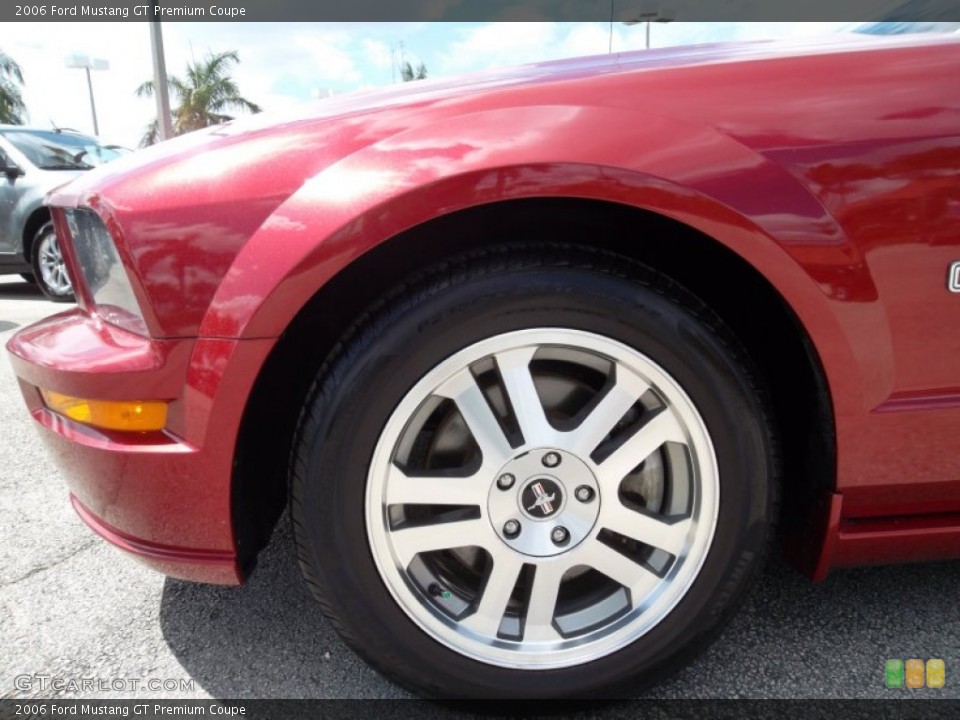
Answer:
7;29;960;699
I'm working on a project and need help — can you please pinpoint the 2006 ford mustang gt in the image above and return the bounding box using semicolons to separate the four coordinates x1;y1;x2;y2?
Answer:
7;29;960;698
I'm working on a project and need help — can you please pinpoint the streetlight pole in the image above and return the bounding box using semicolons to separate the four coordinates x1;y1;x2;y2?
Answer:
622;2;676;49
609;0;614;53
65;53;108;135
148;15;174;142
83;66;98;134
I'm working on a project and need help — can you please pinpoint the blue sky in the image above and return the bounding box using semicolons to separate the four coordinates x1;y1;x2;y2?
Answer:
3;22;846;148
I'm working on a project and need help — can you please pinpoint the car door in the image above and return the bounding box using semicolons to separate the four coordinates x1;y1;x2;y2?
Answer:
0;141;21;255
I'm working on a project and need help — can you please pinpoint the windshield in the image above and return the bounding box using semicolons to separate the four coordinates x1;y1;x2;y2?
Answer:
1;129;127;170
849;22;960;35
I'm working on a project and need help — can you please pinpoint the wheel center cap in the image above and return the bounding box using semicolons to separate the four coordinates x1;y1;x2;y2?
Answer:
520;477;564;520
488;448;601;558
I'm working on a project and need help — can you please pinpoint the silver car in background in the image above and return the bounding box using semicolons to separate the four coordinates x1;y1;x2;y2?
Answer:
0;127;128;301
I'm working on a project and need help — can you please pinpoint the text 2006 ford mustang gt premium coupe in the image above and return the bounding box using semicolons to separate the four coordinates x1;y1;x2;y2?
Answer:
7;30;960;698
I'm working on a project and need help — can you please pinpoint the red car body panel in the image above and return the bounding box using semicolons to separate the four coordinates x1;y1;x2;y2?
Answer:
7;34;960;584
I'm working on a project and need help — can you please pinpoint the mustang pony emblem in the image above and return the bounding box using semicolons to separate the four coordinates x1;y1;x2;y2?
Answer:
526;482;556;515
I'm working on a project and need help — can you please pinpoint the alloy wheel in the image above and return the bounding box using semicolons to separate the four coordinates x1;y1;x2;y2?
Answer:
365;328;719;669
37;230;73;297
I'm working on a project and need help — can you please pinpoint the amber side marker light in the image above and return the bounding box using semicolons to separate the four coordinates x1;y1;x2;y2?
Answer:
40;390;168;432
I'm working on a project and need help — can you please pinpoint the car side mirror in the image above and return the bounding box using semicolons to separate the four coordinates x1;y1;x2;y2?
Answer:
2;162;24;179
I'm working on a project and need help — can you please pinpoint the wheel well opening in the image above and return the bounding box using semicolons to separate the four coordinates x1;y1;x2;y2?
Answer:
22;208;50;259
232;198;835;575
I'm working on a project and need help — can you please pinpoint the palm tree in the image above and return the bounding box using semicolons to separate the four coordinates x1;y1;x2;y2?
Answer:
0;49;27;125
400;61;428;82
136;50;260;146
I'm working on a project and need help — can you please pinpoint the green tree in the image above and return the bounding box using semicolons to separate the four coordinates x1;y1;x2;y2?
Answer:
136;50;260;146
0;49;27;125
400;60;428;82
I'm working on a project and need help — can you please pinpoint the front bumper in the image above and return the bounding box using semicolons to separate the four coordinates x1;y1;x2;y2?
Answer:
6;310;274;585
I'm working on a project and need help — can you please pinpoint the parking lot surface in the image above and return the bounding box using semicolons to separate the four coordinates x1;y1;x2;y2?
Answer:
2;274;958;700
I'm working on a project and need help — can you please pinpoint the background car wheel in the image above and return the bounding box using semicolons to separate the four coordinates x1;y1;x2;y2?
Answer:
30;222;75;302
290;246;778;699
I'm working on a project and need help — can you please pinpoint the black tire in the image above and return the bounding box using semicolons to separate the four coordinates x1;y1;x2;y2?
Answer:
290;245;778;699
30;221;75;302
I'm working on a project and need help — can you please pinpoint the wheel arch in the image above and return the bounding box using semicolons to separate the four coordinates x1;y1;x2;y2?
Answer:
231;195;837;578
21;206;51;260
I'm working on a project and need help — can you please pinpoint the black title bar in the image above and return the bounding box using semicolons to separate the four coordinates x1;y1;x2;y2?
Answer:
4;0;960;22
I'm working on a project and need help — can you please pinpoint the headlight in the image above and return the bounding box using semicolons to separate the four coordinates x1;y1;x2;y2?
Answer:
64;208;148;336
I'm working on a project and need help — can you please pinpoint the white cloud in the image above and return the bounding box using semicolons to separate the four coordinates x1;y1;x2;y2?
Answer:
362;38;394;70
436;23;568;75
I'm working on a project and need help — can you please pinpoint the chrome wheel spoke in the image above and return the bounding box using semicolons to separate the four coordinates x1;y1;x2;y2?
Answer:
599;501;691;557
523;562;566;642
462;553;525;636
495;347;553;446
596;410;685;487
436;370;512;467
390;518;491;564
587;540;663;601
567;369;649;457
384;465;486;507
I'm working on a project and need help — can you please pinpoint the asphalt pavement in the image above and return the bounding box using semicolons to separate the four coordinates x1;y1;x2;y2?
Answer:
1;273;958;701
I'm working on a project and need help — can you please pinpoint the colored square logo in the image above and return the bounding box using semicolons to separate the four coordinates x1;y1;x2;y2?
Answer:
927;659;945;689
885;659;904;688
906;659;925;688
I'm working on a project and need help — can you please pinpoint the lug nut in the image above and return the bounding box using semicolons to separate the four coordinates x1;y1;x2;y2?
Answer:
503;519;521;538
551;526;569;545
575;485;595;503
497;473;516;490
542;452;561;468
